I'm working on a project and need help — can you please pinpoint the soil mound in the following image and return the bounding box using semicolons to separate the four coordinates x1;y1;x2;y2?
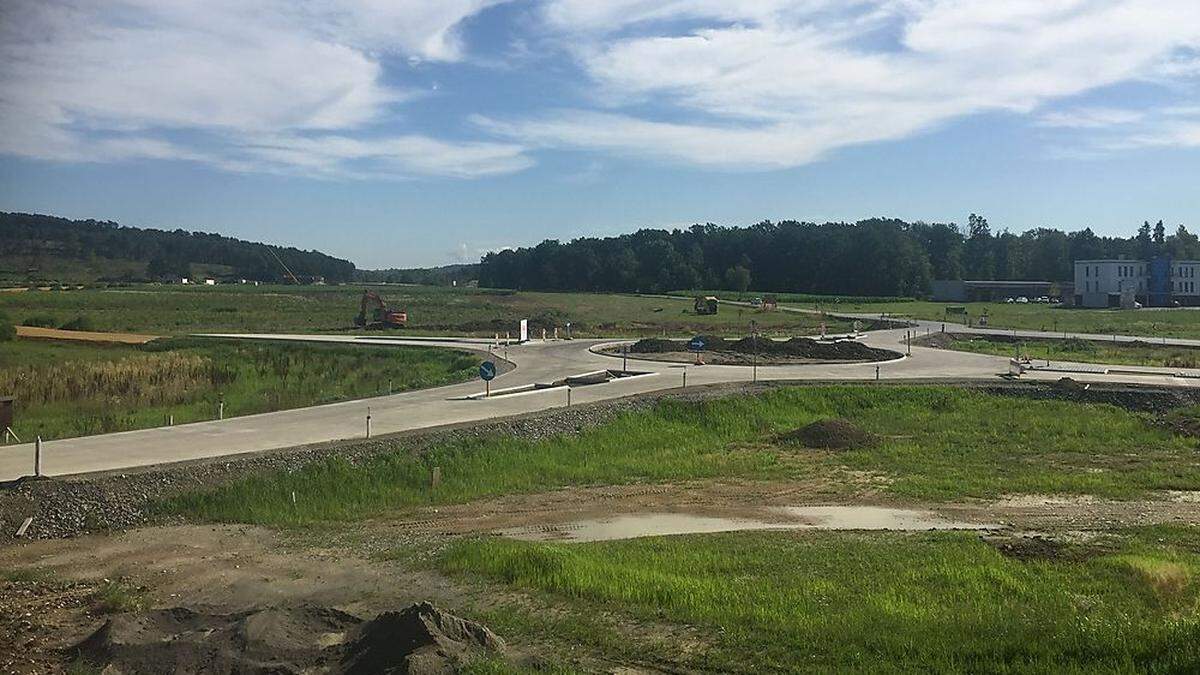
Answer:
341;601;505;674
777;418;878;450
628;336;896;361
73;602;504;675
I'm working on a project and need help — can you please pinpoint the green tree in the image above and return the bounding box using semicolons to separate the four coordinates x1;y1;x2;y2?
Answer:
724;265;752;292
964;213;994;280
0;311;15;342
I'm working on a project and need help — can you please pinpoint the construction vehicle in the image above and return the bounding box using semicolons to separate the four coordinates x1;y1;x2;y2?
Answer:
693;296;719;315
354;290;407;328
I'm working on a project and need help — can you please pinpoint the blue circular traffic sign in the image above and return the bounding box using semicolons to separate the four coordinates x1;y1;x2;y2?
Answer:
479;361;497;381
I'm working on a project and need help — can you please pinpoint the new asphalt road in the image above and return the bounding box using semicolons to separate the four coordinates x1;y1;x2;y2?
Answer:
2;321;1198;482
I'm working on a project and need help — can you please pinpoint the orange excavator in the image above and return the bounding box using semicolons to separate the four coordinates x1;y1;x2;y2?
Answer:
354;290;407;328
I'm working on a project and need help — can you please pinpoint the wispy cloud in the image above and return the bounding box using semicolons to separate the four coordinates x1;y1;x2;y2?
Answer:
0;0;528;179
2;1;1199;177
485;0;1200;168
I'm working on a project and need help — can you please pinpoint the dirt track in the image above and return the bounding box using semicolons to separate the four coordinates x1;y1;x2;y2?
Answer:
15;326;159;344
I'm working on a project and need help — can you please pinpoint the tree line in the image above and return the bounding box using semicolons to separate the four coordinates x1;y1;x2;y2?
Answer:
1;212;355;283
479;217;1200;296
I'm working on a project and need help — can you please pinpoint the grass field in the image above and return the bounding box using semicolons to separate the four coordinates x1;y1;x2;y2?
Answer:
439;527;1200;672
0;337;479;441
944;335;1200;369
803;298;1200;340
161;386;1200;526
0;284;847;338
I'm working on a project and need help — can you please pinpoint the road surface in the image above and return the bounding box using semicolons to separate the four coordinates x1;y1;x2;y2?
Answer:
2;323;1198;482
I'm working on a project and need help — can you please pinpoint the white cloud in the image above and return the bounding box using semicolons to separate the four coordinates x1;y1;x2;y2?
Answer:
1037;108;1146;129
0;0;527;178
1038;104;1200;156
4;0;1200;177
488;0;1200;168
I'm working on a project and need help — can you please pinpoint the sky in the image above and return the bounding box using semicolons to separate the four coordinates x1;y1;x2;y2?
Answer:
1;1;1199;269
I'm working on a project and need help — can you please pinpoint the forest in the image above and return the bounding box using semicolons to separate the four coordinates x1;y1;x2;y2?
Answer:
479;216;1200;296
1;212;355;283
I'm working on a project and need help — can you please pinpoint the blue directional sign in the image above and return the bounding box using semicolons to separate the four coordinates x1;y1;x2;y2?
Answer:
479;361;497;381
688;336;706;352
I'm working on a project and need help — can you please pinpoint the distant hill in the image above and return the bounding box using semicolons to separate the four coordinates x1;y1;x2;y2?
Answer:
0;212;356;284
354;263;479;286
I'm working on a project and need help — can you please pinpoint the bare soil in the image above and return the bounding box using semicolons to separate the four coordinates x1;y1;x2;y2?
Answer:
14;325;159;344
4;481;1200;673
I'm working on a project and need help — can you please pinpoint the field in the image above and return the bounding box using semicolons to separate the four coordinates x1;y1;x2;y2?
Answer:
0;284;848;338
163;385;1200;524
8;383;1200;672
801;298;1200;340
441;528;1200;672
0;337;479;441
148;384;1200;672
938;334;1200;369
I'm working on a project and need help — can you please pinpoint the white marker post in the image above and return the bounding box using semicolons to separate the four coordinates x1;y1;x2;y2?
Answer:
34;435;42;477
365;407;372;439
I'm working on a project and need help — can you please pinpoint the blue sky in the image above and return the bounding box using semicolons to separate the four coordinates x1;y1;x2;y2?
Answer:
1;1;1198;268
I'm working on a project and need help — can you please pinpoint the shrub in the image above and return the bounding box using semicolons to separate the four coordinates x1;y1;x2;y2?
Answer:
21;314;57;328
0;311;14;342
60;315;95;331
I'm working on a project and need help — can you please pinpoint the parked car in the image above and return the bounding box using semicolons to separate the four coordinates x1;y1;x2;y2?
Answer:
1005;297;1015;303
1016;296;1029;304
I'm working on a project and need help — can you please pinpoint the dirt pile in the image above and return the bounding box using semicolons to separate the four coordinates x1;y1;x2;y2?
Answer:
73;602;504;675
628;336;896;361
342;601;505;674
777;418;878;450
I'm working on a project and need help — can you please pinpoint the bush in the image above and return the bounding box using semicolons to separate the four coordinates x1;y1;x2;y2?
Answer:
0;311;14;342
21;314;58;328
60;315;96;331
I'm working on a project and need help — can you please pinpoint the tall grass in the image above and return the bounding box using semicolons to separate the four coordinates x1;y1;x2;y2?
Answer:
949;336;1200;369
439;530;1200;672
2;338;479;441
162;386;1200;526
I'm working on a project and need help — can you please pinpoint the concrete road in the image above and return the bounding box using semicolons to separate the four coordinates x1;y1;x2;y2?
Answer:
2;326;1197;482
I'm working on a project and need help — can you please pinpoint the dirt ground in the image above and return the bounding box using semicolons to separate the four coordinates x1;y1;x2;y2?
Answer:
14;325;159;344
5;478;1200;672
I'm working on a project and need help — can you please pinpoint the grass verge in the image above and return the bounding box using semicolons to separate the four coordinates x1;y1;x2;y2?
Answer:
161;386;1200;527
437;528;1200;673
945;335;1200;369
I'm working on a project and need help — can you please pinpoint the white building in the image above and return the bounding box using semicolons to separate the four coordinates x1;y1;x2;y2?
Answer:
1075;258;1200;308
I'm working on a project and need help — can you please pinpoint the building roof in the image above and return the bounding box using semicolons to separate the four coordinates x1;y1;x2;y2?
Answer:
958;280;1052;287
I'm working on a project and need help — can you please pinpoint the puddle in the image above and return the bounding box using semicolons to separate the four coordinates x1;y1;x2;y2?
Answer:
497;506;999;543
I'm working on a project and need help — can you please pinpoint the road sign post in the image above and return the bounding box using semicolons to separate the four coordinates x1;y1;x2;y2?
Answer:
479;360;497;397
688;336;706;366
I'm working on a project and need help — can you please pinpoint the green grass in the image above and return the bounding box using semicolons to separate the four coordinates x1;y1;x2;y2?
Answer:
945;335;1200;369
437;529;1200;673
0;284;848;337
673;289;914;304
161;386;1200;526
92;579;146;614
1;337;479;441
801;299;1200;340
